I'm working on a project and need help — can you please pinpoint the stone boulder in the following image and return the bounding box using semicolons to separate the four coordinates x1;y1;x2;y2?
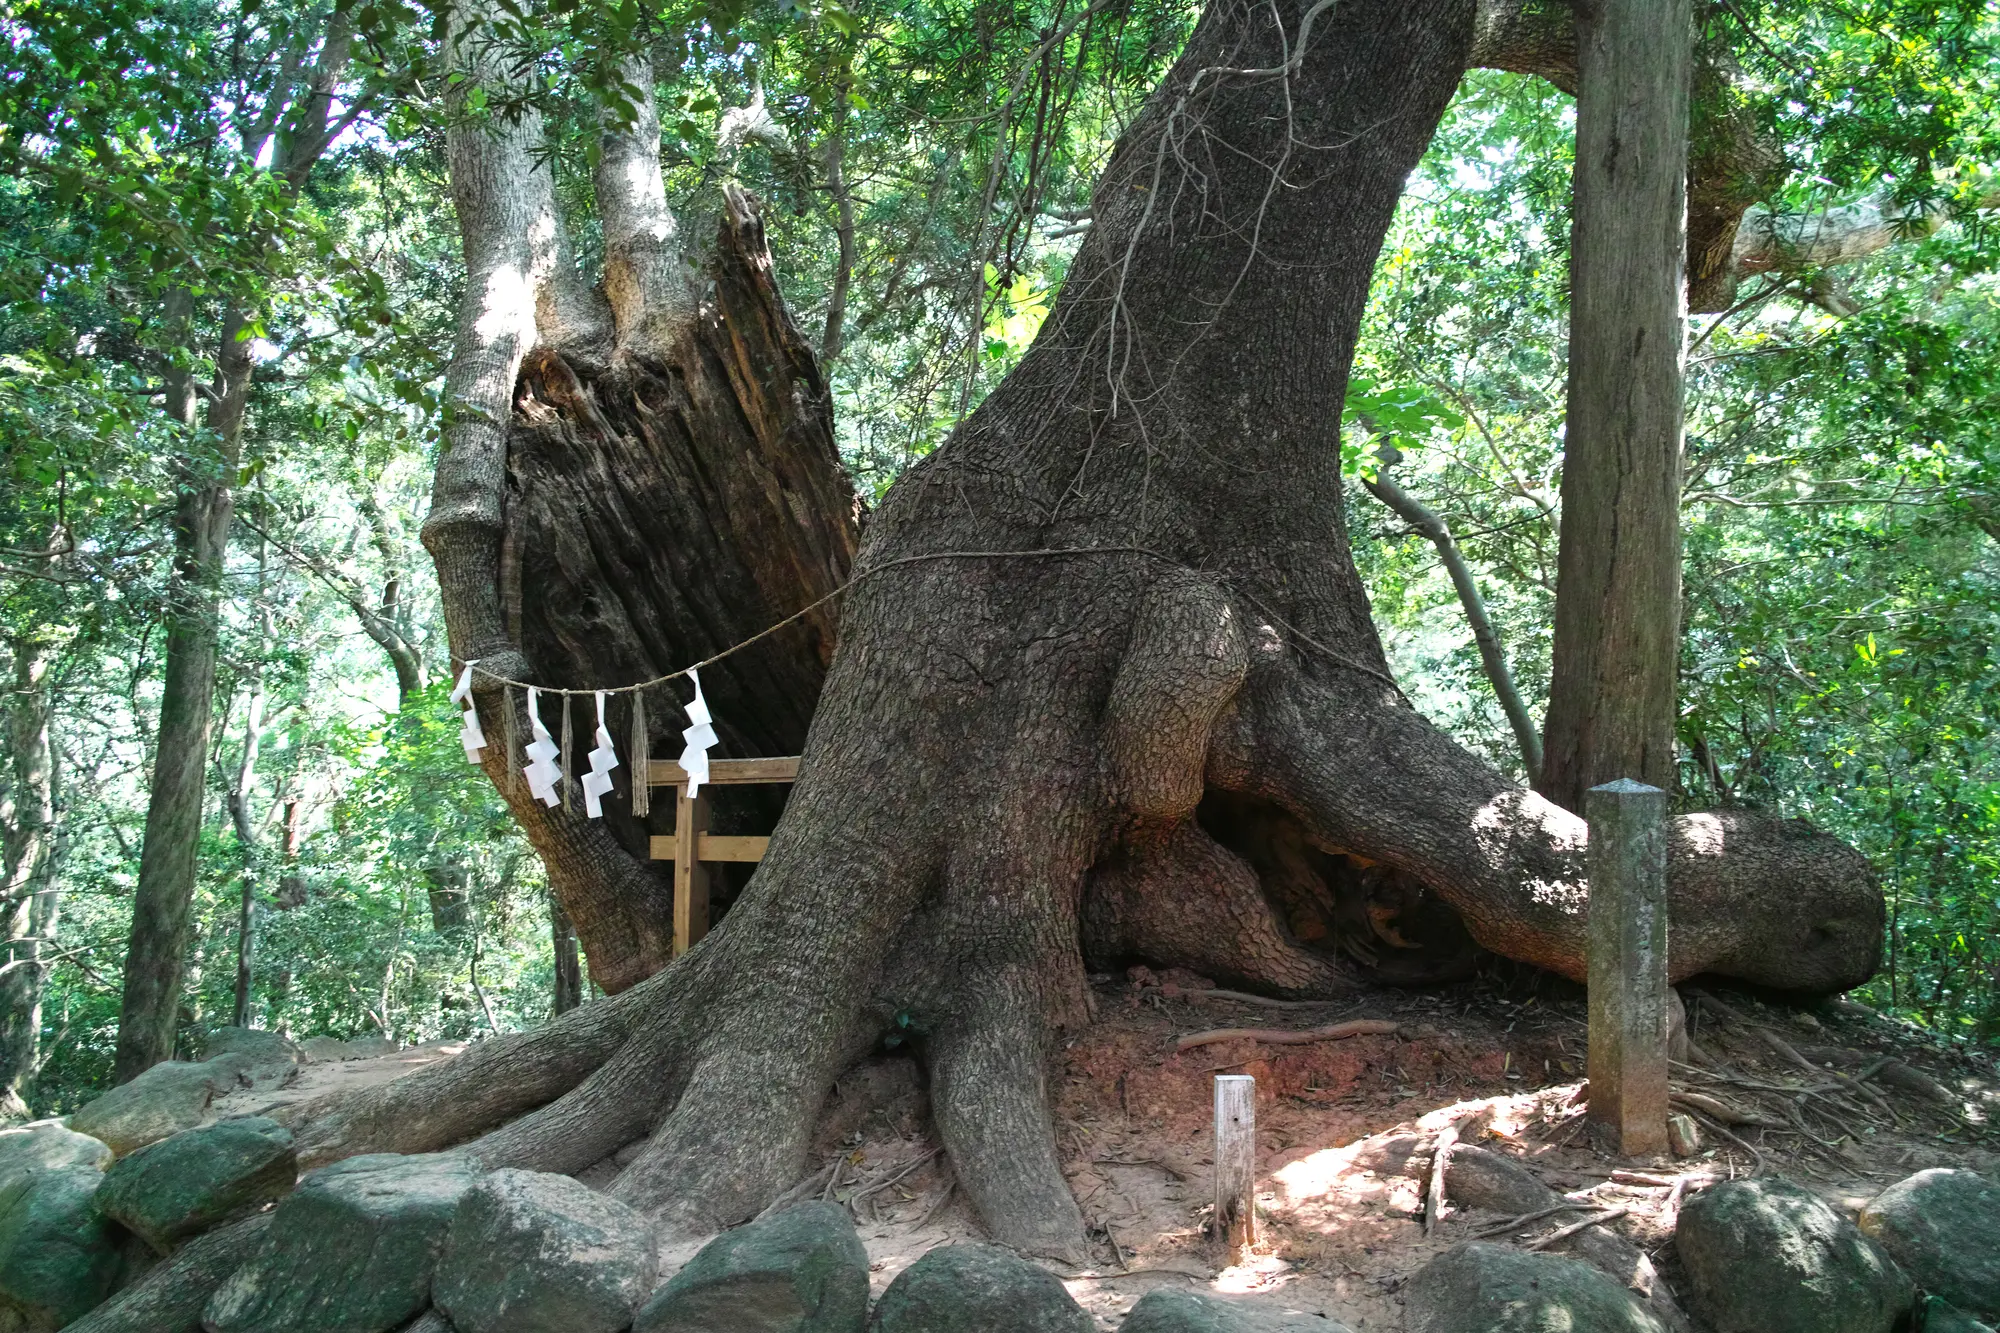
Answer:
203;1152;481;1333
638;1200;868;1333
63;1212;271;1333
433;1169;655;1333
867;1243;1092;1333
194;1028;303;1090
1119;1287;1352;1332
1677;1177;1913;1333
300;1035;401;1063
1859;1169;2000;1320
68;1059;245;1156
1923;1299;1999;1333
0;1122;111;1189
1404;1242;1669;1333
0;1165;123;1330
96;1116;295;1252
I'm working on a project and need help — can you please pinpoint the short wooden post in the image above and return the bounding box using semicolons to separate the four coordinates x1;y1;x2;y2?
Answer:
1213;1074;1257;1250
1586;778;1671;1156
672;786;709;957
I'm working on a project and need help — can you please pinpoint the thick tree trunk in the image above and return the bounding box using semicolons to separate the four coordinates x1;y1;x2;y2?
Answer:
1536;0;1690;813
300;0;1883;1269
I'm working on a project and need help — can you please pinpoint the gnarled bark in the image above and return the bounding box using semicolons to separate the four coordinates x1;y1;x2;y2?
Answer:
302;0;1884;1273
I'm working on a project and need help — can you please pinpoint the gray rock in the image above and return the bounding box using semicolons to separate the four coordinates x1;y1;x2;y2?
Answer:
433;1169;654;1333
63;1211;270;1333
402;1315;458;1333
1118;1287;1351;1332
195;1028;302;1090
96;1116;295;1252
68;1060;246;1156
1860;1169;2000;1319
1405;1242;1669;1333
638;1200;868;1333
0;1165;123;1329
1677;1177;1914;1333
203;1152;481;1333
0;1122;111;1189
301;1036;401;1063
867;1243;1091;1333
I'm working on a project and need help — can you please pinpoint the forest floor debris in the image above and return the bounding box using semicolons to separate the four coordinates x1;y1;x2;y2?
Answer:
209;970;2000;1330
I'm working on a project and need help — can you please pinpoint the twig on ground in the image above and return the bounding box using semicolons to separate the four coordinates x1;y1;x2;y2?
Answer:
1175;1019;1404;1053
1471;1202;1589;1238
1686;1108;1767;1176
1524;1207;1629;1251
1165;987;1347;1009
1671;1089;1785;1128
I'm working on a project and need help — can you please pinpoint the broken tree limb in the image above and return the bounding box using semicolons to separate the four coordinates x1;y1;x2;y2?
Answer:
1174;1019;1404;1054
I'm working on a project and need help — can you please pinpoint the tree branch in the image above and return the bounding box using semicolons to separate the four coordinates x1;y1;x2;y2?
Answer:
1360;448;1544;780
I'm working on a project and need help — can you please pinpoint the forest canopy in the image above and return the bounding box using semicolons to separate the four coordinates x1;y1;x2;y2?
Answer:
0;0;1996;1124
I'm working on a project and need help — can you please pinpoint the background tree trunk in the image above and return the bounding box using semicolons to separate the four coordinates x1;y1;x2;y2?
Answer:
1537;0;1691;813
115;28;356;1077
0;634;57;1118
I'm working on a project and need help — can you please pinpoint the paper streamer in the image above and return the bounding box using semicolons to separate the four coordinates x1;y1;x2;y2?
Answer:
677;668;718;798
522;687;563;807
581;691;620;819
450;662;486;763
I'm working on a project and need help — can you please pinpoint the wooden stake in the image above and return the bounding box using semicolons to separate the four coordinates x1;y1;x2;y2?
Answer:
1213;1074;1257;1251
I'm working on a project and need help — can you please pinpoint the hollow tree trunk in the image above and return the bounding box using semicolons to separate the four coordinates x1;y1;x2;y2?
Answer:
302;0;1883;1268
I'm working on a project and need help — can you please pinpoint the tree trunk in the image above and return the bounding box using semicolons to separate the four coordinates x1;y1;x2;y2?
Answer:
1536;0;1691;813
299;0;1883;1266
0;634;57;1118
550;894;582;1016
116;306;254;1080
226;676;266;1029
114;28;356;1079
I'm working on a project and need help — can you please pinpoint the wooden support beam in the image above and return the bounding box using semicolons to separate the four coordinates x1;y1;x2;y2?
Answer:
672;786;709;957
648;756;800;787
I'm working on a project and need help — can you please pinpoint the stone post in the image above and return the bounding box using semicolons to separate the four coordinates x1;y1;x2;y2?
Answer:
1586;778;1670;1156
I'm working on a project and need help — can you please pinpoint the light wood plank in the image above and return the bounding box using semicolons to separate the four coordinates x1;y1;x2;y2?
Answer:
647;756;800;787
696;834;770;862
647;834;773;864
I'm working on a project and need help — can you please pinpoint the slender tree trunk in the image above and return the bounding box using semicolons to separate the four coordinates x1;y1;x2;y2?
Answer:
115;27;357;1076
226;676;266;1029
820;107;857;365
550;895;582;1016
1537;0;1691;813
116;307;254;1079
0;635;57;1118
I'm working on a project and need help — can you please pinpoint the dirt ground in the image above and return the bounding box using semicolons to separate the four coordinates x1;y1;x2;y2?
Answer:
217;968;2000;1330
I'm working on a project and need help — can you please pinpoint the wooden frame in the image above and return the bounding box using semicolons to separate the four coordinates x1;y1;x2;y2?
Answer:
646;757;801;956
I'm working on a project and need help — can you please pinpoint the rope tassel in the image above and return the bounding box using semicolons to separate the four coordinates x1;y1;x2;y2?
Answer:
559;693;575;811
630;687;651;818
504;685;519;797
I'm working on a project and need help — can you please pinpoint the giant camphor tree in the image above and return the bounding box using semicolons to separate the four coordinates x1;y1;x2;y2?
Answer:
287;0;1884;1259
